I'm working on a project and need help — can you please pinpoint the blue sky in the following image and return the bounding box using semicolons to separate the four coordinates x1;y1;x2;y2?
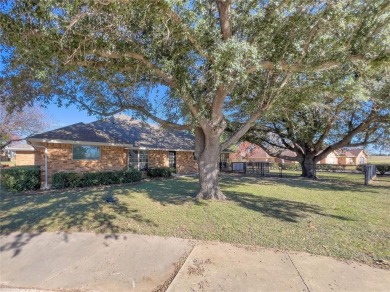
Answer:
46;103;97;129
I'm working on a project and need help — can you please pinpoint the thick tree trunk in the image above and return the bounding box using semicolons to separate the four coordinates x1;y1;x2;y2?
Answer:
300;155;317;179
195;127;226;200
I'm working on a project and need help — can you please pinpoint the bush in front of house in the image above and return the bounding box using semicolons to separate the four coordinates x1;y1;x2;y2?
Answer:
51;172;82;189
147;167;172;178
52;169;142;189
123;169;142;182
1;166;41;191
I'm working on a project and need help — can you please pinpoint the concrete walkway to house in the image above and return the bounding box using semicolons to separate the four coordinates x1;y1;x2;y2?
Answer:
1;232;389;292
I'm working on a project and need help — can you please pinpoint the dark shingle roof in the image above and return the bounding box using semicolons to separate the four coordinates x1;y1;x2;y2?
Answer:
28;122;122;144
28;115;195;151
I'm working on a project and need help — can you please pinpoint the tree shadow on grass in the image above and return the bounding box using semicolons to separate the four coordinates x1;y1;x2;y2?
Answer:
219;173;389;194
131;178;207;206
131;177;353;224
0;185;158;257
225;191;354;223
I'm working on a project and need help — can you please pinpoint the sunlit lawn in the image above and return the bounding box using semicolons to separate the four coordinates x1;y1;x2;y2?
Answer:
368;155;390;164
1;172;389;268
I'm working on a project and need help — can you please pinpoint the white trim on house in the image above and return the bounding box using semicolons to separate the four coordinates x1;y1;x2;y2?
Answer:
5;147;36;151
27;138;134;148
28;138;232;153
27;138;196;152
128;147;195;152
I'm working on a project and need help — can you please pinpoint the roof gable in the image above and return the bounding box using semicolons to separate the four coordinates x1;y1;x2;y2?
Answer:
348;149;365;157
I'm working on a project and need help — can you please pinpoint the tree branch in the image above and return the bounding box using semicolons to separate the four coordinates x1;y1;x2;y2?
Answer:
247;55;367;74
216;0;233;40
165;9;211;60
72;97;191;130
93;51;177;88
0;138;24;150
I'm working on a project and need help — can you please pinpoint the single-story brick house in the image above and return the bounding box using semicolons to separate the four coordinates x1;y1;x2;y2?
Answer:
27;115;198;188
318;149;368;165
225;141;297;164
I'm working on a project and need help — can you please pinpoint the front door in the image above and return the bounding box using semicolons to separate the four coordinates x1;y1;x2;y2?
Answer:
169;151;176;170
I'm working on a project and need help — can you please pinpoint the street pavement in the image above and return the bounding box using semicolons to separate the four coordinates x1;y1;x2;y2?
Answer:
1;232;389;291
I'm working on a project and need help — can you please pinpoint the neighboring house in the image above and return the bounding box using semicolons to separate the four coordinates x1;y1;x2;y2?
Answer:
319;151;339;165
3;141;38;166
227;141;297;164
347;149;368;165
229;141;276;162
318;149;368;165
27;115;198;188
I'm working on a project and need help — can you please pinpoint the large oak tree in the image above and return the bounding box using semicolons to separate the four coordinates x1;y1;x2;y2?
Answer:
1;0;389;198
245;70;390;178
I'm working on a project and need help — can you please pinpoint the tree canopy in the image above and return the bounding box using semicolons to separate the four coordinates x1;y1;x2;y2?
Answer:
245;69;390;177
1;0;389;198
0;102;48;149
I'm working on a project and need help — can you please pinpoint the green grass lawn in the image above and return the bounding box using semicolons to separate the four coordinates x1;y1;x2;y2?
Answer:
1;161;16;166
1;173;389;268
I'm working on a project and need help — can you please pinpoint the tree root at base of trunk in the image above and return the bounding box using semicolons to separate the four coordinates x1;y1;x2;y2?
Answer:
195;189;226;200
300;174;318;180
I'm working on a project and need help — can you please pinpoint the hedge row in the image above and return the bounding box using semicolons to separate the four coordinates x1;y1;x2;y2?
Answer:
268;163;301;171
52;169;142;189
147;167;172;178
376;165;390;175
1;166;41;192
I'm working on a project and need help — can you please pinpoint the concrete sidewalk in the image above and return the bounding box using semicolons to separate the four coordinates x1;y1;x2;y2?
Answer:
1;232;389;292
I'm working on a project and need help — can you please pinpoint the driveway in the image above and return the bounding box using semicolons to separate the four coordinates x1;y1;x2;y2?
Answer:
1;232;389;291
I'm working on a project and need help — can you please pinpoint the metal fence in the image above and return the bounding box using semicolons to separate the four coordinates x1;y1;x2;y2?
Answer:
220;162;376;183
364;165;377;185
222;162;278;177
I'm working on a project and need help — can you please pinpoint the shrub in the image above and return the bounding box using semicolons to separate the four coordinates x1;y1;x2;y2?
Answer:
356;165;365;172
124;169;142;182
376;165;390;175
1;166;41;191
52;172;82;189
281;163;301;171
270;163;301;171
82;172;102;187
147;167;172;178
51;169;142;189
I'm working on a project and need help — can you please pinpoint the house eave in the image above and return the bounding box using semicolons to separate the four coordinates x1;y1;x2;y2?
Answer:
27;138;133;148
27;138;196;152
129;146;195;152
4;147;36;152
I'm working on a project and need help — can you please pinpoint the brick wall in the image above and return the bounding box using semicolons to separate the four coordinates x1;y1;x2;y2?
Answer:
34;143;127;185
147;150;197;173
14;151;38;166
176;151;198;174
149;150;169;168
32;142;198;187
